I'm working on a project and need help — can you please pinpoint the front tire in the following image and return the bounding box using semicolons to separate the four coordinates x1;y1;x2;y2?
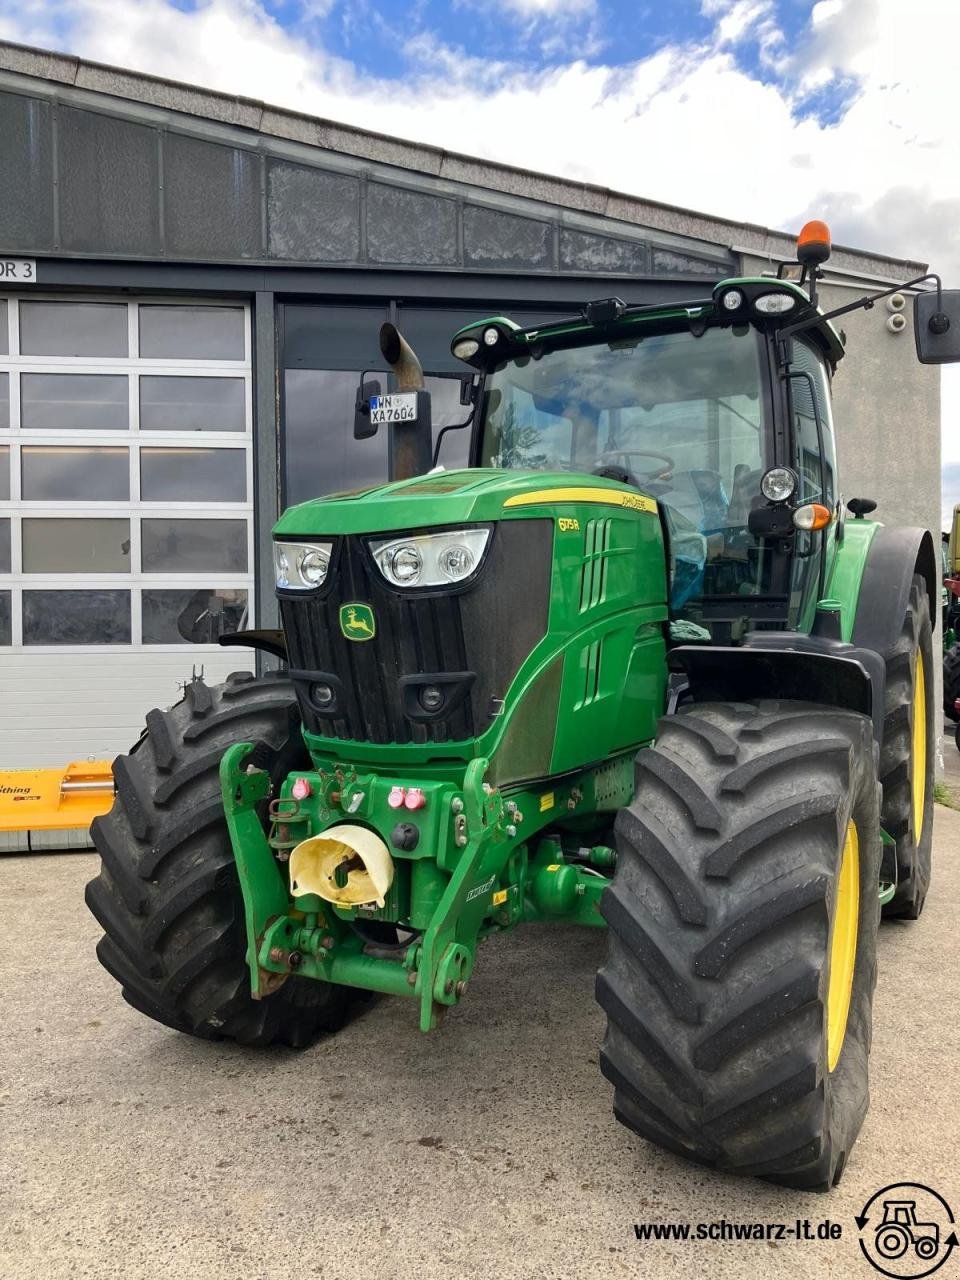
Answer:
880;575;934;918
85;672;351;1047
597;700;881;1189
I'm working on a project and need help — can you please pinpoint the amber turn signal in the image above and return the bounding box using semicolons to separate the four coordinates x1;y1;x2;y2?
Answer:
793;502;832;531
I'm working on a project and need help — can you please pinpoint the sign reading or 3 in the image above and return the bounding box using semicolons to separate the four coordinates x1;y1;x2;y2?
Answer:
0;258;36;283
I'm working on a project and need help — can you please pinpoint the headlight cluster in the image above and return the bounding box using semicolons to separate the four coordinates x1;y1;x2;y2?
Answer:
274;540;333;590
370;528;491;589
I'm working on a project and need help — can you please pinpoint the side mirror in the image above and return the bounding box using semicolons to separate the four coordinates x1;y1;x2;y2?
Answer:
915;289;960;364
353;378;382;440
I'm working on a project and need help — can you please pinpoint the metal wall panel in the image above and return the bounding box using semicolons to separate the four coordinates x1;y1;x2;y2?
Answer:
0;91;54;249
463;205;553;271
367;183;457;266
267;159;359;261
560;227;649;275
163;132;261;259
59;106;160;255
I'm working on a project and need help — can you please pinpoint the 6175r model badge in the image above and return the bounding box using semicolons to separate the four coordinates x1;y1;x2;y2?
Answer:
339;603;376;641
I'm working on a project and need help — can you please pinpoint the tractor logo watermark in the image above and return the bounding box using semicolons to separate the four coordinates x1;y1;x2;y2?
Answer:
339;603;376;642
857;1182;958;1278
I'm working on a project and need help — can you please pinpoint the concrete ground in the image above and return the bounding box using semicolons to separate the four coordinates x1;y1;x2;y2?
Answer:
1;813;958;1280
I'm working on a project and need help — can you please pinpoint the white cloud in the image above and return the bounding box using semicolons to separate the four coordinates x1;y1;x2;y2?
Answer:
0;0;958;509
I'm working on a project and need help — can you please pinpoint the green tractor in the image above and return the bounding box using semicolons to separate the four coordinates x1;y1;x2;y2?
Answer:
86;223;960;1189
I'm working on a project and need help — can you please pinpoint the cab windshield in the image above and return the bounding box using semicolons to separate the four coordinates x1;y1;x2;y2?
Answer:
480;324;768;610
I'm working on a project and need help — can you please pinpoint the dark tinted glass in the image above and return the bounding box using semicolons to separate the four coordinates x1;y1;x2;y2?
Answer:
283;369;388;507
21;373;128;431
140;447;246;502
0;591;9;645
21;518;130;572
23;589;131;644
141;518;247;572
0;446;8;501
0;300;7;355
21;447;129;500
142;588;248;643
0;372;8;429
139;305;244;360
282;304;386;369
139;375;245;431
19;301;128;356
0;518;9;573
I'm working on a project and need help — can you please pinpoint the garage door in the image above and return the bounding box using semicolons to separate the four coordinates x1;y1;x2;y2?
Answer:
0;294;255;768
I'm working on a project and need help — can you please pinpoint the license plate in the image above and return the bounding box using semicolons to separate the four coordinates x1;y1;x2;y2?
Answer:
369;393;417;425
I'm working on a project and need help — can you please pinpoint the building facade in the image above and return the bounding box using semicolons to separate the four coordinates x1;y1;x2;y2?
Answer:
0;40;939;766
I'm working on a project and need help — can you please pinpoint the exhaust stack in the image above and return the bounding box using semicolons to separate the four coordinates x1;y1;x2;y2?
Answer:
379;322;433;480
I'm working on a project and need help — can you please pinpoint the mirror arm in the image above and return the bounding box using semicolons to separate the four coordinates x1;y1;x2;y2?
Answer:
431;413;475;469
779;272;945;345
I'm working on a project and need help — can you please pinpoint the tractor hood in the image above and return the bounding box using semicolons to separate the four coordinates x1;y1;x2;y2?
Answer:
274;468;658;537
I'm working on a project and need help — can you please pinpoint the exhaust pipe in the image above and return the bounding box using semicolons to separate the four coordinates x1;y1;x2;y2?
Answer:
289;824;394;908
380;322;424;392
379;322;432;480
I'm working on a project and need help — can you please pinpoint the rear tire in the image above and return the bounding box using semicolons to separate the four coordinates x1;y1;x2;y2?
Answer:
597;700;880;1189
880;575;934;919
85;672;351;1047
942;641;960;721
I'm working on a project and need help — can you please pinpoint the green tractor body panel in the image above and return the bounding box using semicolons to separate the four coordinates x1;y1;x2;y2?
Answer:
230;468;669;1028
824;517;881;641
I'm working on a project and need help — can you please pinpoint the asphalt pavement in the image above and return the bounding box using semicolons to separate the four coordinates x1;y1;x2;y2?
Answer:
1;808;958;1280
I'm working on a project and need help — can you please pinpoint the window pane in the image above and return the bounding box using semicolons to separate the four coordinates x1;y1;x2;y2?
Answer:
0;446;8;501
140;375;245;432
21;447;129;501
0;372;8;429
22;518;130;572
140;447;246;502
0;518;9;573
19;301;128;357
425;374;471;469
23;589;130;645
0;590;9;645
141;518;247;572
20;373;129;431
283;369;388;507
142;588;248;643
139;306;244;360
0;300;7;355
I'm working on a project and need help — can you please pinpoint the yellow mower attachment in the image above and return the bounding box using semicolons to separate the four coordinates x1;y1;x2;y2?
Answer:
0;760;114;853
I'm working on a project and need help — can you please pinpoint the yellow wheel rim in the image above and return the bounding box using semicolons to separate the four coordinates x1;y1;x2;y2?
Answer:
827;821;859;1072
912;651;927;841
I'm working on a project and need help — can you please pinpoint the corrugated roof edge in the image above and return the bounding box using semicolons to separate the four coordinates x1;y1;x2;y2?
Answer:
0;37;928;281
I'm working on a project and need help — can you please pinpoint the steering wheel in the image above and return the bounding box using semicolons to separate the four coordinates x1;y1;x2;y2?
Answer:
594;449;675;482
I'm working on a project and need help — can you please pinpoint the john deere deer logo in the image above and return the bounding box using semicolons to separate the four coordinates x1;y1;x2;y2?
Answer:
339;603;376;641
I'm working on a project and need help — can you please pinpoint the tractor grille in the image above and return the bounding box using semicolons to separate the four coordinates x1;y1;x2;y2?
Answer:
279;521;552;746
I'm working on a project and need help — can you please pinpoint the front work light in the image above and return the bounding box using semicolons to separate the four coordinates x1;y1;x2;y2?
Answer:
370;527;491;588
483;327;500;346
760;467;798;503
275;540;333;589
452;338;480;360
721;289;744;312
754;291;797;315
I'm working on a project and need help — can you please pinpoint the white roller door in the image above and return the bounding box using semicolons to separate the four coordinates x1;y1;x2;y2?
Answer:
0;294;255;767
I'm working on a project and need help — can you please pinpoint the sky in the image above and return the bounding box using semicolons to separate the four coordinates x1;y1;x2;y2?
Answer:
0;0;957;522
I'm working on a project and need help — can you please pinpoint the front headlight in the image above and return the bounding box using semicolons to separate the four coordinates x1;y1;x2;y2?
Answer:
370;528;491;588
274;540;333;590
